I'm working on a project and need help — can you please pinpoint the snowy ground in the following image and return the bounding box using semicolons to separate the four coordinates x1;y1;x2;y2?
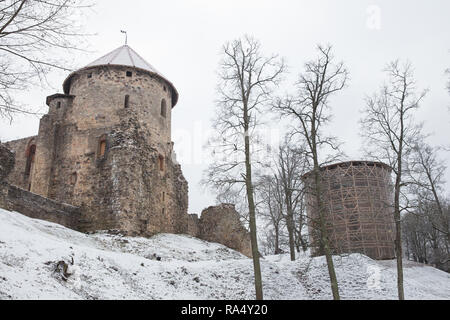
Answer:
0;208;448;300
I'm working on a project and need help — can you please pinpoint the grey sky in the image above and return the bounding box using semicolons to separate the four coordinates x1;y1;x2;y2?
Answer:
1;0;449;214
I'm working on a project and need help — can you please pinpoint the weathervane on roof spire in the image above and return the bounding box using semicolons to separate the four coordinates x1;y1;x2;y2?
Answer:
120;30;128;45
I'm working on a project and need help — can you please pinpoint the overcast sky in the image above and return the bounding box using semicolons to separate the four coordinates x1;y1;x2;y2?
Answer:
1;0;449;214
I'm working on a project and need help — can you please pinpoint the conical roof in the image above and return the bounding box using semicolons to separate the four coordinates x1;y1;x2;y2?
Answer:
63;45;178;106
85;45;161;75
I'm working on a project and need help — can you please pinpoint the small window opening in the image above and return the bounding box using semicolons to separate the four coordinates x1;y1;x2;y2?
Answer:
126;71;132;77
70;172;77;185
124;95;130;108
25;144;36;177
162;207;165;216
160;99;167;118
99;139;107;157
162;192;165;201
158;155;164;171
56;101;61;109
163;85;167;92
87;73;92;78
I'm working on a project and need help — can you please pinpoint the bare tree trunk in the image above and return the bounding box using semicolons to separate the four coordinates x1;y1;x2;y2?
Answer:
313;163;340;300
285;193;296;261
274;225;281;254
394;143;405;299
244;110;263;300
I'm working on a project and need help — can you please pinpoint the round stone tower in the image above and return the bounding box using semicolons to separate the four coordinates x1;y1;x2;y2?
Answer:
302;161;395;260
29;45;189;235
61;45;178;144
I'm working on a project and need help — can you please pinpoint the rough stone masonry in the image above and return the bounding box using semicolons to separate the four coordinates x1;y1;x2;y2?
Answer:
0;45;252;257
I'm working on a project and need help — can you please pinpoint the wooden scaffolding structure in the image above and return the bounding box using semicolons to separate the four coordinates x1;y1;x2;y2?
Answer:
303;161;396;260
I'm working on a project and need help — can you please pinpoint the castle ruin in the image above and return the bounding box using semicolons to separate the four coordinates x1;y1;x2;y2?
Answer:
0;45;251;256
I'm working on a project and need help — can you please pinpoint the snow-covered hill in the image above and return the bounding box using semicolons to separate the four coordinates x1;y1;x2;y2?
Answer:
0;208;448;300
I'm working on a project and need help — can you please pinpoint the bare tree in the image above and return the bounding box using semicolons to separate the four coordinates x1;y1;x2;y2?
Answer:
293;194;308;253
274;44;348;300
360;60;427;300
257;174;285;255
203;35;285;300
0;0;92;121
402;209;429;263
403;194;450;272
410;142;448;239
274;138;307;260
407;141;450;269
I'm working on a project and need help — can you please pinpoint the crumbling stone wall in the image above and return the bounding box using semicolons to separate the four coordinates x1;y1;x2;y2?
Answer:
191;204;252;257
3;185;81;229
2;135;249;256
0;143;15;209
0;144;80;228
0;143;15;183
3;136;35;190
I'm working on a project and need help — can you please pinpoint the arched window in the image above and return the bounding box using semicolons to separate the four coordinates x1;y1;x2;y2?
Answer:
124;95;130;108
98;137;107;158
160;99;167;118
70;172;77;185
158;154;164;171
25;144;36;177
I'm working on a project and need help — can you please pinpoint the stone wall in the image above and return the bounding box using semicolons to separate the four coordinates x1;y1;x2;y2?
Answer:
0;144;80;229
191;204;252;257
0;143;15;182
0;143;15;209
2;184;81;230
3;136;36;190
1;141;248;255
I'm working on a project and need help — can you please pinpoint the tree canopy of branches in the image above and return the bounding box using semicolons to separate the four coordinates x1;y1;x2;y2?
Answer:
405;140;450;271
203;35;285;300
274;44;348;300
360;60;427;300
403;199;450;271
274;139;307;260
257;139;308;258
257;173;286;255
0;0;92;120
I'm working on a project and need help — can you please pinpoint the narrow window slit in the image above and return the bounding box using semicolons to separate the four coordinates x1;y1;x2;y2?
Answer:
160;99;167;118
99;139;106;157
159;155;164;171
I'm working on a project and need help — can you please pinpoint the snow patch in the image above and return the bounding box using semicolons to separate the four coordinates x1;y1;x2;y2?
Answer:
0;208;448;300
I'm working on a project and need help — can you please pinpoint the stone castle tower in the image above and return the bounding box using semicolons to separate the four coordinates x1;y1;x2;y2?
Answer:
4;45;189;235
